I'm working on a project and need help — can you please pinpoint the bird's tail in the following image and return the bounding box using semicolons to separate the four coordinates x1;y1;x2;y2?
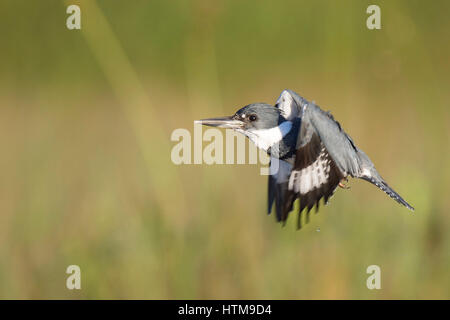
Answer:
360;175;414;211
355;148;414;211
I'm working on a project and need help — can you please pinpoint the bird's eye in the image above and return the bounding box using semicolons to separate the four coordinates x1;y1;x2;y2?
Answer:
249;114;257;122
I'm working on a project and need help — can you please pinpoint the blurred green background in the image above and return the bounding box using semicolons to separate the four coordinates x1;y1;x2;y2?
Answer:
0;0;449;299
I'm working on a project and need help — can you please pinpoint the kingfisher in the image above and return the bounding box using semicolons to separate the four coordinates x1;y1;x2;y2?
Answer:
195;89;414;228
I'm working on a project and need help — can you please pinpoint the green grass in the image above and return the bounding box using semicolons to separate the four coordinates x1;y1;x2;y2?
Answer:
0;0;449;299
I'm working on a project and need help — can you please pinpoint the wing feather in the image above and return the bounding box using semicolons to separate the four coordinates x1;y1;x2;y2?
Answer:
269;90;413;227
267;158;294;223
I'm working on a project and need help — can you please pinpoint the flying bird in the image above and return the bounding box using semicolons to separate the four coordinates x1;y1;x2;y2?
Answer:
195;89;414;228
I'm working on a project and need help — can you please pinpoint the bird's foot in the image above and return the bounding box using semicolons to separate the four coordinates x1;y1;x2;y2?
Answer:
338;178;350;189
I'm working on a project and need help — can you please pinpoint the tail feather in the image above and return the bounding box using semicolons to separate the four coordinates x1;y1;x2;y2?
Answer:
361;176;414;211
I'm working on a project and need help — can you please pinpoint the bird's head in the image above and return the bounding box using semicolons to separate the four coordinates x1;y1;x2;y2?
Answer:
195;103;292;150
195;103;285;131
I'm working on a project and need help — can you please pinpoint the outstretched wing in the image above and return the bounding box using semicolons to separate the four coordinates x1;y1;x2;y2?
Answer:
288;124;346;228
273;90;413;227
274;90;363;227
297;97;413;212
280;89;363;176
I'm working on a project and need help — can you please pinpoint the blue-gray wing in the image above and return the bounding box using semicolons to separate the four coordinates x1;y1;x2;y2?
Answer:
287;91;414;226
278;89;364;176
271;90;413;227
273;91;352;226
299;101;364;176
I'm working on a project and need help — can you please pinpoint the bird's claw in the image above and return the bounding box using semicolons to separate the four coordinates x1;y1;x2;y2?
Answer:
339;178;350;189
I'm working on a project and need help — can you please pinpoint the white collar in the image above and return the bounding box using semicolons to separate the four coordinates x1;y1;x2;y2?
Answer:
242;121;292;151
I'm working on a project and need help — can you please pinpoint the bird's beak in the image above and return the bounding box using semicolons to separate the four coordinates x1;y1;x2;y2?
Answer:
194;116;244;129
